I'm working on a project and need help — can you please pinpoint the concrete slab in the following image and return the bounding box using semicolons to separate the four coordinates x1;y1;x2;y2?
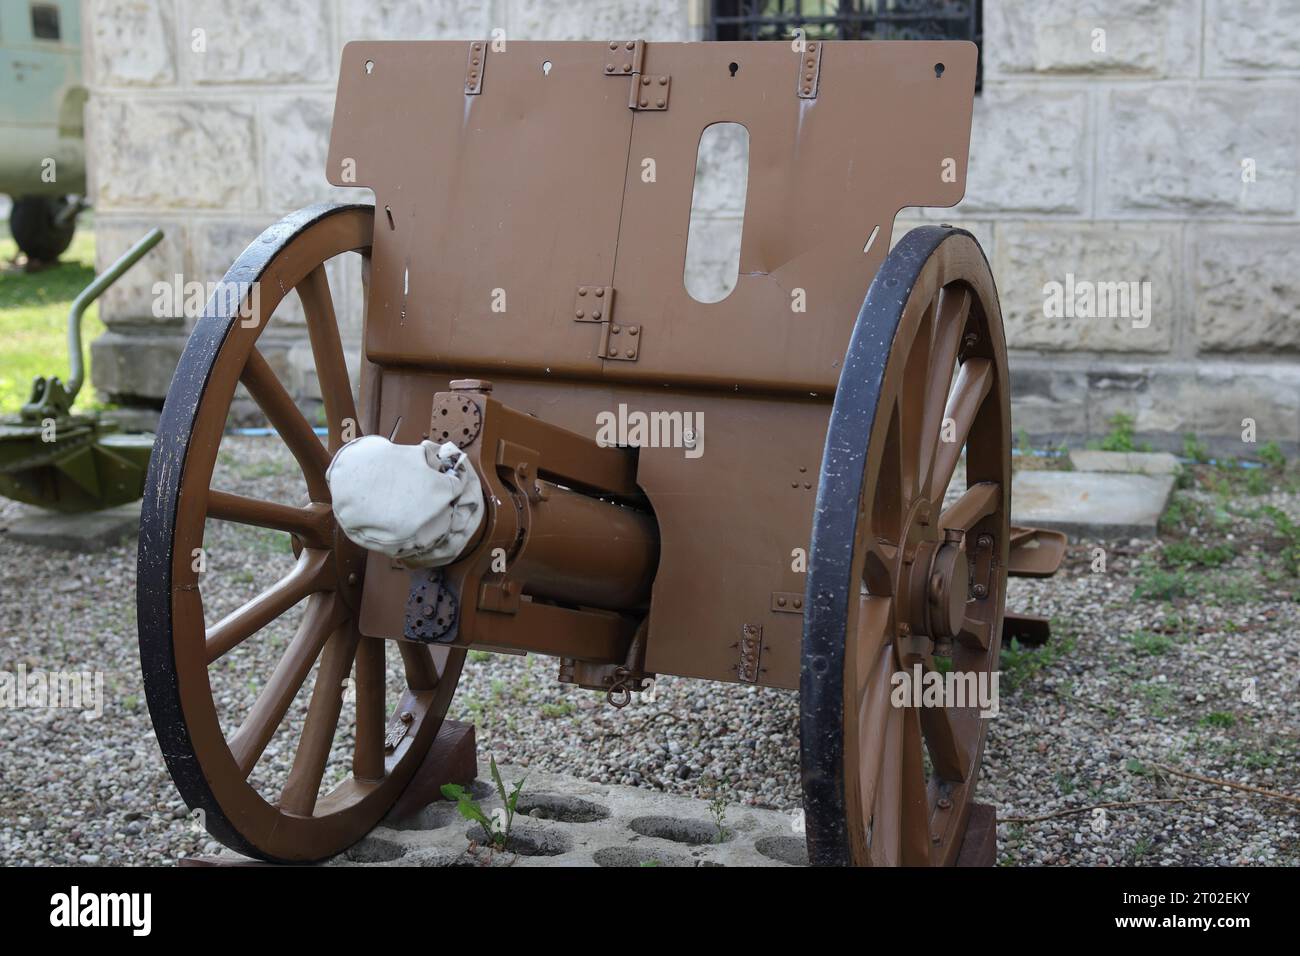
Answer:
186;763;1000;868
1011;470;1174;540
1068;450;1182;476
98;408;161;433
196;763;807;868
1;501;141;551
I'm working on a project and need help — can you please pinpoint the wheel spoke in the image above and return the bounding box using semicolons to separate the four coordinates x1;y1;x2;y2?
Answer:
939;481;1000;533
919;695;972;783
956;612;992;650
228;593;348;777
920;285;970;500
428;645;453;681
855;594;893;691
868;701;904;865
398;641;441;691
298;265;358;453
930;357;993;501
862;539;899;597
353;634;387;780
896;306;934;501
280;623;361;815
870;405;906;543
207;489;332;548
241;348;331;501
205;548;335;663
856;638;896;824
899;705;932;865
356;252;382;436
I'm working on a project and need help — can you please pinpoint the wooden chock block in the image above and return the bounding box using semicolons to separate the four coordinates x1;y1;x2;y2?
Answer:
387;719;478;821
955;802;997;867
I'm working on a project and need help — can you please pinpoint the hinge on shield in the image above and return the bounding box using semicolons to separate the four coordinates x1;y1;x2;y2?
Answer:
575;285;639;361
604;39;669;110
603;39;644;76
735;624;764;683
465;40;486;95
796;41;823;99
573;285;612;323
599;321;640;362
630;73;670;111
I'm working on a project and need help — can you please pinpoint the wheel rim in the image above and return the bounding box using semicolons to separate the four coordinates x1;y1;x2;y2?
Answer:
139;204;463;862
801;227;1010;866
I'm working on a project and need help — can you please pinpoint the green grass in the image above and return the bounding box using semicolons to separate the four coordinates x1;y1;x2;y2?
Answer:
1182;433;1210;464
1135;559;1258;605
1199;711;1236;729
1087;412;1153;453
227;524;293;557
1162;540;1236;568
1242;752;1275;770
1159;493;1205;534
1258;441;1287;470
1168;438;1297;499
1127;631;1175;656
1243;468;1273;495
1209;572;1257;604
1134;565;1191;601
1130;836;1154;863
1261;505;1300;577
999;623;1076;691
1137;681;1175;716
0;228;103;414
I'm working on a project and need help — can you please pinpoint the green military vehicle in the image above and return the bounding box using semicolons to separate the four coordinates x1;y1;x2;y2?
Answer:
0;0;86;261
0;1;163;512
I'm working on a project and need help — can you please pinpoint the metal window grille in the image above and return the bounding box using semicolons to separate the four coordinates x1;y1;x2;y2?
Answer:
709;1;983;90
30;3;63;41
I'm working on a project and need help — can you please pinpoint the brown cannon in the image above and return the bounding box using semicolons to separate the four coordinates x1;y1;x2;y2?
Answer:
137;38;1065;866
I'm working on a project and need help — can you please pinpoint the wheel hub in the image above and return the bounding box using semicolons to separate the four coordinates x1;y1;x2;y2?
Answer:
925;529;969;638
900;510;970;640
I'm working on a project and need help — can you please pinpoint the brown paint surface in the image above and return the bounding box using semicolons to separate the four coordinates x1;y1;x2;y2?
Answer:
328;40;978;687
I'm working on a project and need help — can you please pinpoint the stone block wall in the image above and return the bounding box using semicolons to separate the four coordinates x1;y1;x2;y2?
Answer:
84;0;703;410
895;0;1300;454
84;0;1299;453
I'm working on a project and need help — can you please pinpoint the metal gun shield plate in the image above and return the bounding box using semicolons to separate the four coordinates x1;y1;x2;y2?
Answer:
327;39;978;688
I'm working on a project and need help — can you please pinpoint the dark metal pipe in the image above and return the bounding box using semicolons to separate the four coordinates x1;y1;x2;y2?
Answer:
66;228;164;400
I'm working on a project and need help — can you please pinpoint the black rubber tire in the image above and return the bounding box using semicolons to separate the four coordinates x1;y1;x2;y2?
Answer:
10;195;78;262
800;225;1009;866
139;202;465;864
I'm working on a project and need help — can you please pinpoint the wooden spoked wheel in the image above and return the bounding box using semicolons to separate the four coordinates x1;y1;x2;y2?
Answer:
801;227;1010;866
139;204;463;863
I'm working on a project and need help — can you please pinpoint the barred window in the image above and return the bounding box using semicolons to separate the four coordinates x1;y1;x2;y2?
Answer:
30;3;62;41
709;1;983;90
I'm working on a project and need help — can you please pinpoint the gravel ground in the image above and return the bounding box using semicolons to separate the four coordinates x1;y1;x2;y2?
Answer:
0;436;1295;865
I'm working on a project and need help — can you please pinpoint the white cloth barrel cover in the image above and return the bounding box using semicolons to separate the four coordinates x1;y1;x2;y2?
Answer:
325;435;485;567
